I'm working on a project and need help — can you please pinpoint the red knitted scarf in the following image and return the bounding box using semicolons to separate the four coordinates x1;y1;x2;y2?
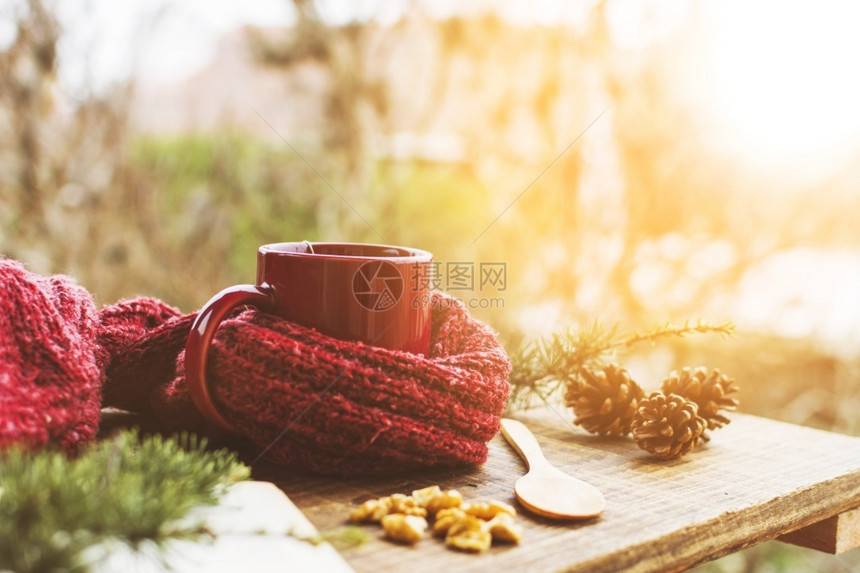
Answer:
0;259;511;475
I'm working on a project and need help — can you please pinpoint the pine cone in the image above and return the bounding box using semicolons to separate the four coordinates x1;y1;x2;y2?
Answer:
661;367;739;430
564;363;645;436
631;392;707;459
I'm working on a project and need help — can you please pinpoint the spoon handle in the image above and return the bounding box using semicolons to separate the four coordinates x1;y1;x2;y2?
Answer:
500;418;551;472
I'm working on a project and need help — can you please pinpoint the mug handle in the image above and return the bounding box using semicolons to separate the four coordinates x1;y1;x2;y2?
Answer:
186;284;276;431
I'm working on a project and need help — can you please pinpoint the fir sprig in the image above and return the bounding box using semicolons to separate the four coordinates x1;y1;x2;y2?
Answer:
507;320;735;411
609;320;735;350
0;430;250;573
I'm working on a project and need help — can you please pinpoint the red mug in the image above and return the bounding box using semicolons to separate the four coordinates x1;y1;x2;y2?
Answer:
185;241;434;430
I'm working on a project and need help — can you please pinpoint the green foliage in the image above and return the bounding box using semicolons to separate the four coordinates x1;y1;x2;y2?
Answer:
368;160;492;262
316;526;372;552
127;134;334;305
507;320;735;411
0;430;250;573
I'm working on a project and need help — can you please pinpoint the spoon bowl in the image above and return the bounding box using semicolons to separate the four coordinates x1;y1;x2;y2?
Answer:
501;418;605;520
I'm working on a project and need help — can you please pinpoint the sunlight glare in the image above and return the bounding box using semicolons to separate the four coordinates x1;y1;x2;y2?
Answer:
705;1;860;173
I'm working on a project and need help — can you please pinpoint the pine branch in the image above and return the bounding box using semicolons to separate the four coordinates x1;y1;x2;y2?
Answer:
0;430;250;573
507;320;735;412
507;322;616;410
609;320;736;350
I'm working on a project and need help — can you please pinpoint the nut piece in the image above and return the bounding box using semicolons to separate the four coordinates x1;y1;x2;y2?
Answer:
432;507;468;537
445;514;491;552
349;497;393;523
388;493;428;518
486;513;523;544
412;486;463;515
462;500;516;520
446;514;485;537
411;485;442;507
446;529;493;553
381;513;428;545
348;487;522;554
427;489;463;515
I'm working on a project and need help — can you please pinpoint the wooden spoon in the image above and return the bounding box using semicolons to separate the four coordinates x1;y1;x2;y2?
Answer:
500;418;605;520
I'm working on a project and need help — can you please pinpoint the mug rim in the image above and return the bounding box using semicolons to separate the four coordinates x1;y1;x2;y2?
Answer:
259;241;433;263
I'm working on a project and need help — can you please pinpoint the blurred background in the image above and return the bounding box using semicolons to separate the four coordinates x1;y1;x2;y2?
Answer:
1;0;858;569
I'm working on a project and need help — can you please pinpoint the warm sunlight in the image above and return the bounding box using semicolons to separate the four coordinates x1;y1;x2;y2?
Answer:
704;1;860;176
4;2;860;571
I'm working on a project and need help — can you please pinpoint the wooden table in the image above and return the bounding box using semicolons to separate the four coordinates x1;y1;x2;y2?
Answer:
262;409;860;572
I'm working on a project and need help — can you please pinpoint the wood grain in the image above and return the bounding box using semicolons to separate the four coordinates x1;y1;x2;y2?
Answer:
779;506;860;554
257;411;860;572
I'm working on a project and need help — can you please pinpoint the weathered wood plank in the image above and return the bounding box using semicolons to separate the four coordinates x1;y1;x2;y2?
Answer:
779;506;860;554
258;411;860;572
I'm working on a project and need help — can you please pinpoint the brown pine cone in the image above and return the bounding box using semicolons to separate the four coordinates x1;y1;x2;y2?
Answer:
631;392;707;459
661;367;739;430
564;363;645;437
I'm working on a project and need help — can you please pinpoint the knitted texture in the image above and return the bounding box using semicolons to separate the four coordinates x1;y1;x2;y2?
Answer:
0;259;511;475
0;260;103;453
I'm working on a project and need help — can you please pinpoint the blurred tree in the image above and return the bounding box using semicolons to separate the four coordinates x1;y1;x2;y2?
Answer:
251;0;389;241
0;1;252;305
0;0;59;257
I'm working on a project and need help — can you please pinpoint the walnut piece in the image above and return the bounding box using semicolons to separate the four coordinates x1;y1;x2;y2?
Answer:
462;500;516;520
349;497;393;523
445;513;491;552
445;514;485;537
486;513;523;544
381;513;428;545
388;493;428;517
412;485;463;515
411;485;442;507
446;529;492;553
348;487;523;552
432;507;468;537
427;489;463;515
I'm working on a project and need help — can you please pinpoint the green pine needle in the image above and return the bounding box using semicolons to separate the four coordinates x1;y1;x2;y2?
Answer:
611;320;736;349
507;320;735;411
0;430;250;573
316;526;371;551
